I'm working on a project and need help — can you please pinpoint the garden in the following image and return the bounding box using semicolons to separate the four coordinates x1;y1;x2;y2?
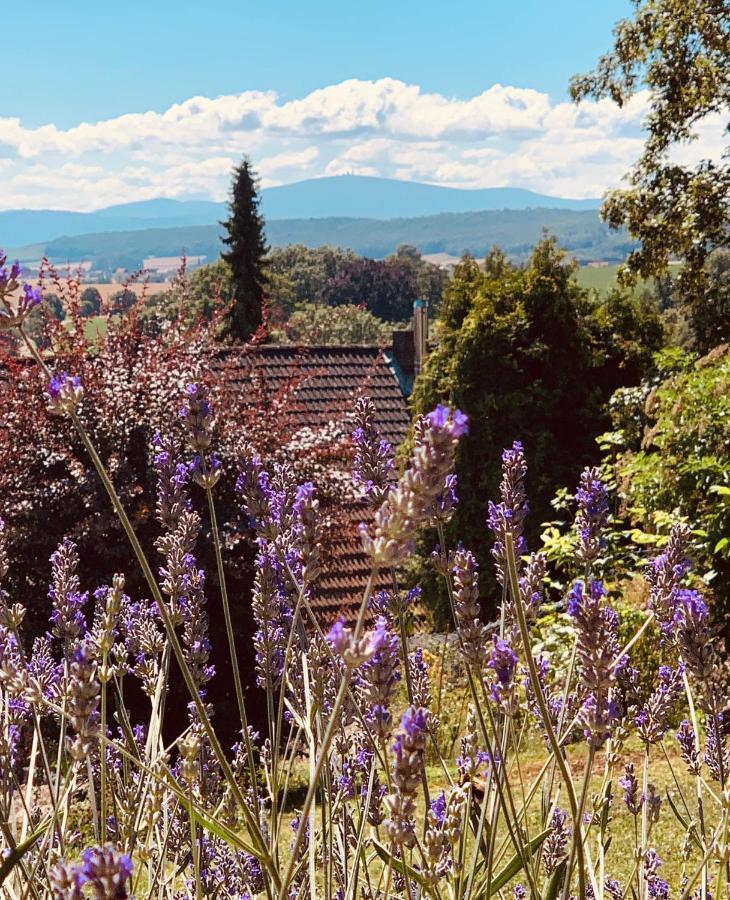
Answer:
1;2;730;898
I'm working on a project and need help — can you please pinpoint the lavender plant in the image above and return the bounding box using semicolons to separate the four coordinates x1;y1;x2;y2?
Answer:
1;262;729;900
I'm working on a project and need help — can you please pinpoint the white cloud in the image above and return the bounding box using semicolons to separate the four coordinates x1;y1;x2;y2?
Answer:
0;78;725;211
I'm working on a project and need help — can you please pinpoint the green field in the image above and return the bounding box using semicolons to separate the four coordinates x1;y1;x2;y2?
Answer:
576;262;681;294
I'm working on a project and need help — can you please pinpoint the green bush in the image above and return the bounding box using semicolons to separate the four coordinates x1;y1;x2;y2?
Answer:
411;238;664;623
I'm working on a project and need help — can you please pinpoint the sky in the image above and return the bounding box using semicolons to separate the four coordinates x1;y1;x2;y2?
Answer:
0;0;723;211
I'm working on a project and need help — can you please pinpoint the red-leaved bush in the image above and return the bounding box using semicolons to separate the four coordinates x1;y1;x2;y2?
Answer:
0;262;352;734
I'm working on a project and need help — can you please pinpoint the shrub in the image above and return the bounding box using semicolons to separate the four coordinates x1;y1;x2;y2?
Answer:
411;238;665;622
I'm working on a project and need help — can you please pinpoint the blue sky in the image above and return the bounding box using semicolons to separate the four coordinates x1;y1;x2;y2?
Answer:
5;1;631;127
0;1;722;210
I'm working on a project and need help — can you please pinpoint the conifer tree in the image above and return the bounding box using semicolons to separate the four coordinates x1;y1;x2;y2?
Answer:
221;158;268;340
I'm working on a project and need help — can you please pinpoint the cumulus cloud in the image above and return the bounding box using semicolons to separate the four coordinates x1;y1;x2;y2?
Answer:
0;78;724;211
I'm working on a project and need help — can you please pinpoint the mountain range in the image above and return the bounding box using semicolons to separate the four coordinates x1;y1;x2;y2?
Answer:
11;207;631;272
0;175;601;248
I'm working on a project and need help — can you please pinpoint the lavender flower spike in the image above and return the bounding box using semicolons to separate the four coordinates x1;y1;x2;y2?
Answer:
575;466;609;563
568;579;621;746
47;373;83;416
80;846;134;899
351;396;395;505
328;617;387;669
384;706;429;847
180;381;214;452
487;440;528;583
451;546;487;664
361;405;468;566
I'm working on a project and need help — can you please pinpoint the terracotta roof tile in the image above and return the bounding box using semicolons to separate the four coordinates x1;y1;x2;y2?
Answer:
217;345;411;446
219;344;414;625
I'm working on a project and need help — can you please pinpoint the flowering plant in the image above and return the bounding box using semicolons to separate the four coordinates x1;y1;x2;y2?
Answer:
0;265;728;900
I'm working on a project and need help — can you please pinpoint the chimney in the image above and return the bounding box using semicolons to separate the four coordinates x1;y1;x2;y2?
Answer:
413;298;428;376
390;299;429;396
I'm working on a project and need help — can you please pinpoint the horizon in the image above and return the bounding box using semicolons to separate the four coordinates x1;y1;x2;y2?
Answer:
0;0;721;213
4;174;603;216
1;2;724;216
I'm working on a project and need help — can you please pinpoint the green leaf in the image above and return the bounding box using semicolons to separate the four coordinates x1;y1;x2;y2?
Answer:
189;807;260;859
714;537;729;554
543;860;567;900
472;826;551;898
372;840;431;892
0;818;52;886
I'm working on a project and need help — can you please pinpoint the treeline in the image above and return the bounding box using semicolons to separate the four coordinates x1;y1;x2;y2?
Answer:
29;206;636;271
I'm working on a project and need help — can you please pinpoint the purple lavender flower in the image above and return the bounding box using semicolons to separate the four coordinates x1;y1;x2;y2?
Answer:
429;791;447;827
289;481;321;584
645;524;691;627
451;546;487;664
50;861;85;900
487;440;528;583
16;283;42;317
351;396;395;505
542;807;570;874
49;539;88;649
568;579;622;745
671;589;722;707
357;616;401;739
152;432;191;529
408;647;433;712
644;850;668;900
327;616;386;669
80;846;134;899
180;382;214;452
619;762;642;815
66;643;101;761
361;405;468;566
0;252;21;292
456;706;492;783
635;664;685;745
704;713;729;784
47;372;83;415
605;879;625;900
384;706;429;847
487;634;518;712
575;466;609;563
251;547;291;688
676;720;701;776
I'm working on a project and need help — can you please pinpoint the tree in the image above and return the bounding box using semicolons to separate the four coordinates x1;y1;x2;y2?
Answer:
80;287;102;317
266;245;358;318
271;302;393;346
689;249;730;350
221;158;268;341
571;0;730;296
411;238;665;621
322;257;418;321
387;245;448;310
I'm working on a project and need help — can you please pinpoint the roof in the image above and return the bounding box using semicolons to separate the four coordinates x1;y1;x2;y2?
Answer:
223;343;414;625
221;344;411;446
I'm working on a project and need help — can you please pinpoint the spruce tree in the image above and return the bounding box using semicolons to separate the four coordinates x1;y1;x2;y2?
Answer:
221;158;268;341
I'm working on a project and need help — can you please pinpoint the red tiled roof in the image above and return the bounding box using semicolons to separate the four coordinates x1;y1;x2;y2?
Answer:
221;344;413;625
218;344;411;446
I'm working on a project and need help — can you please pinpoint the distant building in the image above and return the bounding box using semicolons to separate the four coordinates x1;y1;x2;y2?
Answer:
143;255;206;274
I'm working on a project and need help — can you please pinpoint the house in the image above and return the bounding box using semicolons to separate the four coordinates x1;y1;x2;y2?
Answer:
222;306;428;626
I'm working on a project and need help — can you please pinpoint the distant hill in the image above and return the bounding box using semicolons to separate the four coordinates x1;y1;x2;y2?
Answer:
261;175;601;219
10;207;633;271
0;175;601;247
